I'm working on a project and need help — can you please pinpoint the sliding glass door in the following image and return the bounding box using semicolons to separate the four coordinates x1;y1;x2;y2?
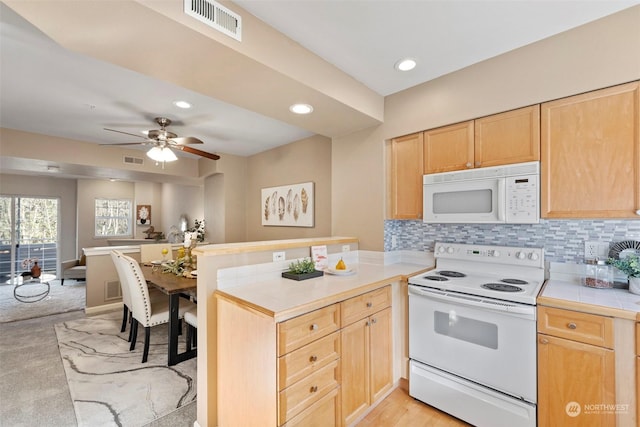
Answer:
0;196;59;284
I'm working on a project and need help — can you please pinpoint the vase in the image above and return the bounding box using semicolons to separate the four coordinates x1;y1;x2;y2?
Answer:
629;277;640;295
30;261;41;278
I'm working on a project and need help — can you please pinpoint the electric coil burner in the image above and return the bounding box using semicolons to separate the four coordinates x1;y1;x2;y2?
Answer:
424;276;448;282
481;283;523;292
501;278;528;285
437;270;466;278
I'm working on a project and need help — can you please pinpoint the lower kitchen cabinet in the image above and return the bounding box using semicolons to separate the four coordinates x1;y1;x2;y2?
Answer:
537;306;616;427
341;287;393;426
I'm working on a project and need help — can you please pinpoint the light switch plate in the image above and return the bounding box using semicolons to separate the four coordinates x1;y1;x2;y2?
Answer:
273;251;285;262
342;245;350;252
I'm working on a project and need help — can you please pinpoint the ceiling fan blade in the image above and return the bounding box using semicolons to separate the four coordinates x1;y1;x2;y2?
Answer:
100;142;146;146
104;128;149;140
170;136;204;145
178;145;220;160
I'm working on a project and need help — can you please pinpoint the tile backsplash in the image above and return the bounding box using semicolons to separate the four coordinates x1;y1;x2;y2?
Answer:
385;219;640;263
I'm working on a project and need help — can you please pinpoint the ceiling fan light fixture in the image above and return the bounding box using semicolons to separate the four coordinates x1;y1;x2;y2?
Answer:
173;100;192;109
289;103;313;114
395;58;417;71
147;146;178;162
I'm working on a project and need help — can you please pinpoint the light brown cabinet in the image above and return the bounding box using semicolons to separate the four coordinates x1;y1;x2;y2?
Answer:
537;306;616;427
389;132;424;219
423;120;474;174
541;81;640;218
340;286;392;426
423;105;540;174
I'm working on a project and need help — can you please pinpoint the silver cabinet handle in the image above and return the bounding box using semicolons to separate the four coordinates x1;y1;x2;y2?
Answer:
371;318;377;324
539;338;549;344
310;323;318;331
310;386;318;393
475;161;481;167
366;302;372;308
466;162;472;168
567;322;577;329
309;355;318;362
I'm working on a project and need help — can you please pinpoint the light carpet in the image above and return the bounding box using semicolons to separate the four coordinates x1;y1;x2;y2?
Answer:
0;279;85;323
54;311;197;427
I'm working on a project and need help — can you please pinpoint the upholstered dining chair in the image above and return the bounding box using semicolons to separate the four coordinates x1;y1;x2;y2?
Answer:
117;253;196;363
110;250;133;338
184;307;197;352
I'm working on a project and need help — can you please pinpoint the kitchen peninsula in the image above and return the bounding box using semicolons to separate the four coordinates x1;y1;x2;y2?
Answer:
192;237;432;427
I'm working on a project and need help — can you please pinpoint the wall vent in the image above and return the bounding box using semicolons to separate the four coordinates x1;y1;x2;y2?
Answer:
105;280;122;301
123;156;144;165
184;0;242;41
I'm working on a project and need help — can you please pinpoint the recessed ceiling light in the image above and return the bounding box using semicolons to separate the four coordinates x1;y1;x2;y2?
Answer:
289;103;313;114
174;100;192;109
395;58;417;71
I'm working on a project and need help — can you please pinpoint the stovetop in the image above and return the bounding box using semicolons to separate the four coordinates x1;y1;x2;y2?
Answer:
408;242;545;305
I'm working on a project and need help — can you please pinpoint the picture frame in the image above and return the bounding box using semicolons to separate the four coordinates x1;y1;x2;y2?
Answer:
136;204;151;225
261;182;314;227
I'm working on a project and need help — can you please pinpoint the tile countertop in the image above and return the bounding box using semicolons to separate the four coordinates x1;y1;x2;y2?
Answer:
539;279;640;321
214;262;432;322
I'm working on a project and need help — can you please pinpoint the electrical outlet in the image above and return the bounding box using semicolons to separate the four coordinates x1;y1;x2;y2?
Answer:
273;251;285;262
585;241;598;260
584;241;610;260
342;245;350;252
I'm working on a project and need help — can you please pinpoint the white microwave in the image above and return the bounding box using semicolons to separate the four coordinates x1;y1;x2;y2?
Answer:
423;161;539;224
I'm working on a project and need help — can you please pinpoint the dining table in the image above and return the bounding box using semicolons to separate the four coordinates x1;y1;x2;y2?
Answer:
141;265;197;366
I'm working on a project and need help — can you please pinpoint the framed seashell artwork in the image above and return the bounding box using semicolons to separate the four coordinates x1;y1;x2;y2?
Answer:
261;182;314;227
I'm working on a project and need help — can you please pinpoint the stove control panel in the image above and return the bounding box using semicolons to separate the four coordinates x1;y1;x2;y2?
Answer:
434;242;544;268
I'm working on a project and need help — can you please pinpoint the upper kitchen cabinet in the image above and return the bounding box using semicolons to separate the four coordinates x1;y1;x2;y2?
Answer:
423;105;540;174
541;81;640;218
390;132;424;220
423;121;474;173
474;105;540;168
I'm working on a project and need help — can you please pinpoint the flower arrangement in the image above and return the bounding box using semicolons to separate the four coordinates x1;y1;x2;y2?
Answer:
21;258;38;269
608;254;640;278
187;219;205;242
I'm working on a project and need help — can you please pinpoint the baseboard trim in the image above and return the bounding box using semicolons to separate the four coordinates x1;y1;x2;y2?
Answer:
84;302;122;316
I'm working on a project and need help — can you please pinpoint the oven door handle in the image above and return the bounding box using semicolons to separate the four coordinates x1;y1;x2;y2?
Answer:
409;285;536;318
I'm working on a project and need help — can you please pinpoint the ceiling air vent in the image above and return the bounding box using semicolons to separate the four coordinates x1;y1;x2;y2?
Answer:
123;156;144;165
184;0;242;41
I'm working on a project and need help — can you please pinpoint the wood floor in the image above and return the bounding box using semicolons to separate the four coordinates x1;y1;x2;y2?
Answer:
357;386;472;427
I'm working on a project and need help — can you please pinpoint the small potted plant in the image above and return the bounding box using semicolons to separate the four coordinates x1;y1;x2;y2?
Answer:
282;257;324;281
608;254;640;294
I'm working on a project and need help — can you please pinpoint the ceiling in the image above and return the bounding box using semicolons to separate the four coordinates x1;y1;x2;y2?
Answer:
1;0;638;175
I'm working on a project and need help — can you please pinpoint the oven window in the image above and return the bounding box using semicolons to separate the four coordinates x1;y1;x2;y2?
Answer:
434;310;498;349
432;189;492;214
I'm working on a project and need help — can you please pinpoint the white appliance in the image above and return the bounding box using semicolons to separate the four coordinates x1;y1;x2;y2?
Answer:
408;242;545;427
423;161;539;224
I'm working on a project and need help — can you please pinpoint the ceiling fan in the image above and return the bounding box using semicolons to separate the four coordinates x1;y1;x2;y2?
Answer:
103;117;220;162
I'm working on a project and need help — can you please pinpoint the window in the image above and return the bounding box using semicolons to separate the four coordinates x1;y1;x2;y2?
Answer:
95;198;132;237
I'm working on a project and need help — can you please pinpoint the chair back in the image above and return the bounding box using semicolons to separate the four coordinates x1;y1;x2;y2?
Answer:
139;243;173;263
118;254;153;326
110;250;131;309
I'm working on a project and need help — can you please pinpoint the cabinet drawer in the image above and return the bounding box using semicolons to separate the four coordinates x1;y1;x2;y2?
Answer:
282;387;340;427
279;331;340;390
278;304;340;356
537;306;614;348
278;359;339;425
341;286;391;326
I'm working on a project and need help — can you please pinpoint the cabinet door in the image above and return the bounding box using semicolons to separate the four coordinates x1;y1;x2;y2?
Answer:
474;105;540;168
538;333;615;427
424;121;474;173
369;307;393;404
541;82;640;218
341;317;370;426
390;133;424;219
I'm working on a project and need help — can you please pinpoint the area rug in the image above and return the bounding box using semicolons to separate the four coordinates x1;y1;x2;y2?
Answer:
54;311;196;427
0;279;85;323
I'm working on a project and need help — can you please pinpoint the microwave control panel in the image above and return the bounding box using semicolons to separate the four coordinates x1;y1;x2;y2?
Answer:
505;174;539;223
